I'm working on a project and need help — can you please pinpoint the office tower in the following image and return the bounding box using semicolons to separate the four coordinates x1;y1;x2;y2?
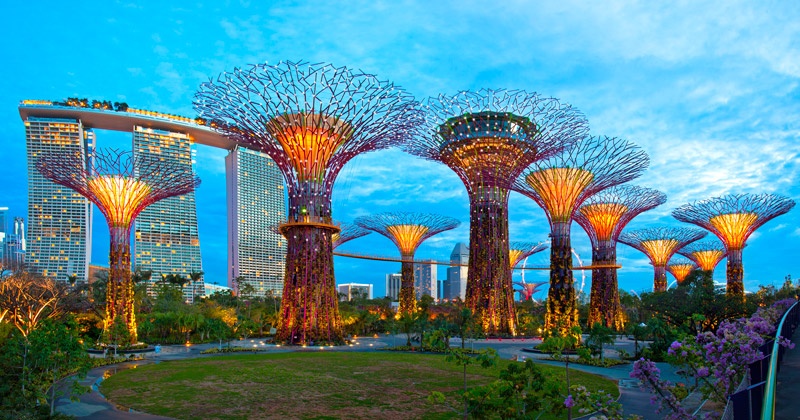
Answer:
226;146;286;298
0;207;7;264
446;243;468;300
337;283;374;301
414;260;437;300
4;217;26;270
133;126;203;301
24;117;93;282
386;273;402;300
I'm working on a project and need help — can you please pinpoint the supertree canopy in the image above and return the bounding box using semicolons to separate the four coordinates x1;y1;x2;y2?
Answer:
195;61;421;344
404;89;587;335
667;256;697;286
515;280;548;302
678;240;727;273
355;212;459;316
37;149;199;344
332;223;371;250
618;227;707;292
515;136;649;335
509;241;549;269
672;193;795;296
573;185;666;330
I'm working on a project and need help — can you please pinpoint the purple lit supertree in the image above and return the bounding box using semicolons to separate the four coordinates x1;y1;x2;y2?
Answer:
515;281;548;302
355;212;459;316
403;89;587;335
332;223;371;250
672;193;795;296
195;61;420;344
37;149;199;344
666;256;697;286
618;227;707;293
677;240;727;274
573;185;666;330
515;136;649;335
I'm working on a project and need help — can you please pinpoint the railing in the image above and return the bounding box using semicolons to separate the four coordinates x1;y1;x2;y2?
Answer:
760;300;800;419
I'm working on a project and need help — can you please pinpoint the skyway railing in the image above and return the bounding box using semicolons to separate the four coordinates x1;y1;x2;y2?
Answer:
760;300;800;419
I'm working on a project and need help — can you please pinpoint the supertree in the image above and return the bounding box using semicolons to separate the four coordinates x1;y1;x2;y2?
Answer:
672;193;795;296
195;61;420;344
515;136;649;335
355;212;459;315
618;227;707;293
573;184;666;330
37;149;199;344
403;89;587;335
332;223;371;249
666;257;697;286
515;280;548;302
678;240;727;274
509;241;549;269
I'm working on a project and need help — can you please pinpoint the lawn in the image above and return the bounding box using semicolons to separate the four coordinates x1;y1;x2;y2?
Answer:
100;352;618;419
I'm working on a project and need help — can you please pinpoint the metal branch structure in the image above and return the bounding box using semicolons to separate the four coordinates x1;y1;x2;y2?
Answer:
37;149;199;344
355;212;459;315
667;256;697;286
332;223;371;250
618;227;707;292
573;185;666;330
672;193;795;296
678;240;727;273
195;61;420;345
514;280;548;302
515;136;649;335
509;241;549;269
404;89;587;335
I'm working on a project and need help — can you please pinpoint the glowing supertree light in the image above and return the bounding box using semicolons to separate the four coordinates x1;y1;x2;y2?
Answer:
509;241;549;269
573;185;666;330
37;149;199;344
404;89;587;335
666;256;697;286
195;61;421;344
677;240;727;273
332;223;371;250
355;212;459;316
619;227;707;293
672;193;795;296
515;136;649;335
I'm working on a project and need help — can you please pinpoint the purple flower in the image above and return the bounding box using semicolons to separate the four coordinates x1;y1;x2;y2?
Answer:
697;366;710;377
564;394;575;408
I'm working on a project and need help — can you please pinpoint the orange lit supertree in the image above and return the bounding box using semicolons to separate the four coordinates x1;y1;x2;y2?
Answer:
677;240;727;274
672;193;795;296
509;241;548;302
618;227;707;293
515;136;649;335
666;256;697;286
573;185;666;330
404;89;587;335
195;61;420;344
332;223;370;250
37;149;199;344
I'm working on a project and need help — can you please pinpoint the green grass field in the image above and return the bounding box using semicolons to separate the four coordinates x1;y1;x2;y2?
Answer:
100;352;618;419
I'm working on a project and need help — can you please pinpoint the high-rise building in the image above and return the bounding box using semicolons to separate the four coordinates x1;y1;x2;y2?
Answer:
414;260;437;300
337;283;374;301
23;117;94;282
386;273;402;300
445;243;468;300
225;146;286;298
2;216;26;271
0;207;7;264
133;126;203;302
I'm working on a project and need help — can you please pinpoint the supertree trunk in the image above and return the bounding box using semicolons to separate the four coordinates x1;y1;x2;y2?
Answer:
465;192;516;336
545;221;578;335
588;241;623;330
653;265;668;292
399;254;416;316
108;225;137;343
726;248;744;296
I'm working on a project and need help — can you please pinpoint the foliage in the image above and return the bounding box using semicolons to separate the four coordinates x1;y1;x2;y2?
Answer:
0;270;69;337
586;322;615;361
571;384;642;420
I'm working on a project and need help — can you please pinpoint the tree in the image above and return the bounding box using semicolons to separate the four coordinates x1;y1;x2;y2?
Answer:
0;270;69;337
585;322;615;361
539;325;582;420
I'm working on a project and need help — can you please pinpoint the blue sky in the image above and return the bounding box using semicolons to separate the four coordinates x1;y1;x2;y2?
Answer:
1;1;798;298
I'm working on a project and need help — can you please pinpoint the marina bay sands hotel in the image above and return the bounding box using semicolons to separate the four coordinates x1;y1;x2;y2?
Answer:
18;100;286;299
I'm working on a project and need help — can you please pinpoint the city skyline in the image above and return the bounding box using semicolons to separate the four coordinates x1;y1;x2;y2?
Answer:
1;1;798;298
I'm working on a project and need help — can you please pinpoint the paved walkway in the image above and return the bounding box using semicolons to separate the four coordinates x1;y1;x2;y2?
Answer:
55;336;682;419
774;326;800;419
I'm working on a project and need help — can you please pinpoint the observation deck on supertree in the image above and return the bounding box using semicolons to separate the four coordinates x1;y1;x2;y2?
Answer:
677;240;727;273
515;136;649;335
332;223;371;250
195;61;421;345
573;184;666;330
403;89;587;335
672;193;795;296
618;227;707;293
667;256;697;286
37;149;199;344
355;212;459;316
